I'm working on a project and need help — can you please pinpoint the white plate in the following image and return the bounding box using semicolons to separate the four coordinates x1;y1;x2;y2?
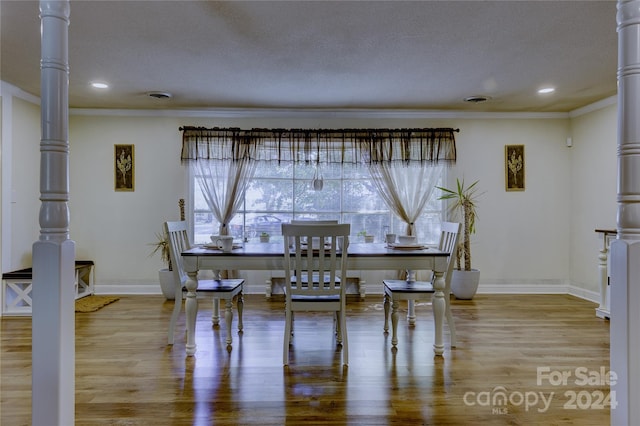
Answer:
388;243;427;249
202;243;242;249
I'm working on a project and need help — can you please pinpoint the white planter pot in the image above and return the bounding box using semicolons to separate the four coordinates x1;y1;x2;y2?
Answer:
450;269;480;300
159;268;176;300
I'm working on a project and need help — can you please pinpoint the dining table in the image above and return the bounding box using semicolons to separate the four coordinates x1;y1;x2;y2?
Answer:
181;242;451;357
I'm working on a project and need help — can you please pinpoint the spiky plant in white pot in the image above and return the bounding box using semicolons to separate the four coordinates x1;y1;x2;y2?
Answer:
436;178;482;299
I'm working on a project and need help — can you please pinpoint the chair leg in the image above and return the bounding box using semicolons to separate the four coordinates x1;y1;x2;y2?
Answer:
445;298;457;347
236;291;244;333
407;300;416;325
391;299;399;347
167;285;183;345
212;298;220;326
284;299;294;338
291;311;295;337
224;298;233;346
340;309;348;366
335;311;342;345
283;309;292;365
383;293;390;333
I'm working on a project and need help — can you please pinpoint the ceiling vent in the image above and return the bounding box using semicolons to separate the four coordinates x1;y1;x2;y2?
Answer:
148;92;172;99
464;95;491;103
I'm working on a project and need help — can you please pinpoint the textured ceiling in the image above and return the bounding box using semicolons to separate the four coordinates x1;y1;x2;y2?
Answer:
0;1;619;113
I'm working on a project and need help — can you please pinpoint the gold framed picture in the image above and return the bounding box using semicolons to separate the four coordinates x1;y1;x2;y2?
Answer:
114;144;134;191
505;144;524;191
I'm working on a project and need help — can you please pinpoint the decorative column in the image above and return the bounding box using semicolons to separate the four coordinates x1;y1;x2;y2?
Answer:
32;1;75;425
595;229;615;319
611;1;640;424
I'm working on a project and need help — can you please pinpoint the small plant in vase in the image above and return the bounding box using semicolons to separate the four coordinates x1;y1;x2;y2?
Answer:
357;230;374;243
260;232;270;243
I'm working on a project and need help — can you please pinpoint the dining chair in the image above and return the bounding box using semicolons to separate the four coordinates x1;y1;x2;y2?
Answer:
267;219;338;297
282;222;350;366
289;220;340;283
164;220;244;348
382;221;461;349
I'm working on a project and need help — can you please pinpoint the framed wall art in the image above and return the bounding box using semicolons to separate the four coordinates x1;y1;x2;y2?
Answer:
505;144;524;191
114;144;134;191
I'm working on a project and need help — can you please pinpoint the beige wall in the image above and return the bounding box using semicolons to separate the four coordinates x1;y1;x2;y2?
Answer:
569;103;618;295
451;118;572;287
9;97;41;270
69;115;187;286
0;94;618;299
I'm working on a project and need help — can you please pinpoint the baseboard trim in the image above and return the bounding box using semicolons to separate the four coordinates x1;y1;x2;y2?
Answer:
95;284;161;295
477;283;568;295
567;285;600;304
94;280;602;303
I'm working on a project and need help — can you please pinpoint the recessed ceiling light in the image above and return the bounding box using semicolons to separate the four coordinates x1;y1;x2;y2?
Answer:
464;95;491;103
91;82;109;89
538;87;555;94
148;92;172;99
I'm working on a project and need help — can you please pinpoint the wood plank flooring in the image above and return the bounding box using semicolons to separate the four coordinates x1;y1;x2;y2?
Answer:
1;293;610;425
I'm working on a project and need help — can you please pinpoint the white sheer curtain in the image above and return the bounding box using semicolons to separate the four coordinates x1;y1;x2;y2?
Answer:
368;162;444;236
191;158;257;236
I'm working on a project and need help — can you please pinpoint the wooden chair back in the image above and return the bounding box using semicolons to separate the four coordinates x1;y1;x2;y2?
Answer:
164;221;190;289
282;223;350;298
438;221;462;292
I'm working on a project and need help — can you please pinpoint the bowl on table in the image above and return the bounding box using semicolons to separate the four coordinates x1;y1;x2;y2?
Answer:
397;235;417;245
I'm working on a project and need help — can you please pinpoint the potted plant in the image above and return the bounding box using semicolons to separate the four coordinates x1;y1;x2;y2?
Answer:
260;232;270;243
357;230;374;243
149;230;175;300
436;178;482;299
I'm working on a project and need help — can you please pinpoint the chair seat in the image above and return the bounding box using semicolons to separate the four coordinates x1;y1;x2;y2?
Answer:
383;279;433;293
282;222;350;366
382;221;461;351
292;294;340;302
165;221;245;349
197;278;244;292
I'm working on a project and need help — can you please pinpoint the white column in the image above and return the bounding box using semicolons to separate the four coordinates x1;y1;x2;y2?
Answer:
595;230;612;319
32;1;75;425
1;90;14;273
612;2;640;424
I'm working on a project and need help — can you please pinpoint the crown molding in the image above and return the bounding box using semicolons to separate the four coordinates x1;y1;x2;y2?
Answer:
69;106;569;120
1;79;614;120
569;95;617;118
0;81;40;105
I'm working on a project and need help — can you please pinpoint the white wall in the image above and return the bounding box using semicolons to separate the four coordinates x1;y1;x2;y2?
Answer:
69;115;187;289
447;118;572;291
569;102;618;296
0;95;619;299
9;97;41;270
65;112;573;294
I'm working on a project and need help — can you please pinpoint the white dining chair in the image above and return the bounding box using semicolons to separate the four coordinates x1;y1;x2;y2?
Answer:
164;221;244;348
382;221;461;348
281;222;350;366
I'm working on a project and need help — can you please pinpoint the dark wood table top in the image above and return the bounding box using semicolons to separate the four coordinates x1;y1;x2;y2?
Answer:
183;242;448;258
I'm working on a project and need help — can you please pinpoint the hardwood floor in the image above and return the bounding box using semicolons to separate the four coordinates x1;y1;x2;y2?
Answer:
1;293;610;425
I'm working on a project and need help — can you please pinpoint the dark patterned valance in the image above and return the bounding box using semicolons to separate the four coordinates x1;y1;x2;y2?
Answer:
180;127;457;165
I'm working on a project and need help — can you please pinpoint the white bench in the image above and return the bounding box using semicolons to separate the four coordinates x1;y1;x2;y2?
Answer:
1;261;95;316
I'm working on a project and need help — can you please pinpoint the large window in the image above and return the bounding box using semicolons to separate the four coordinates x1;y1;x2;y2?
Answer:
192;162;444;245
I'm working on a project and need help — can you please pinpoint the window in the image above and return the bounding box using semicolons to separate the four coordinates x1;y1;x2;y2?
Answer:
192;162;444;245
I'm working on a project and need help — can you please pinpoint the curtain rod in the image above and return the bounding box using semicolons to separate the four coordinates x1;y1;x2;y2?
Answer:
179;126;460;133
